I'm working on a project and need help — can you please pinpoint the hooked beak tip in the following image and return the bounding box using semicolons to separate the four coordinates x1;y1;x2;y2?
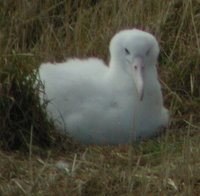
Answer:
139;91;144;101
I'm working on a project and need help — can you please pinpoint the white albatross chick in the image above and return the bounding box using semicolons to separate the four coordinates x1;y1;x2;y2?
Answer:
38;29;169;145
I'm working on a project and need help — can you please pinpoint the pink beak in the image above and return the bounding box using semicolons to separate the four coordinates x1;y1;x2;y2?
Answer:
132;58;144;101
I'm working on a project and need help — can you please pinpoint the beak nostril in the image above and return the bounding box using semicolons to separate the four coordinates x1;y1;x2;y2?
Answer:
134;65;138;70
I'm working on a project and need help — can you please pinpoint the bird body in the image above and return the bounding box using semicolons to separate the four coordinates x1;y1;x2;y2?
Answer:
38;29;169;144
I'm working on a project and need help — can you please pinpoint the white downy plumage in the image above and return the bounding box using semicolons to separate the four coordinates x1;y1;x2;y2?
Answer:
38;29;169;145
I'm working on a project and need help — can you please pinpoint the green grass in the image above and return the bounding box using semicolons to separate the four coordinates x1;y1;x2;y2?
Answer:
0;0;200;195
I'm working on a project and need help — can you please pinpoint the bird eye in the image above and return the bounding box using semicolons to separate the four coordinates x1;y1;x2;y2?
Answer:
125;48;130;55
146;49;151;56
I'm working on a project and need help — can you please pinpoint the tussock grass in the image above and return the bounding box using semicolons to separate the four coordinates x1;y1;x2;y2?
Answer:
0;0;200;195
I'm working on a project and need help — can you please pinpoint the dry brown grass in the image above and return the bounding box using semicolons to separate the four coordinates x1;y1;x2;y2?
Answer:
1;0;200;195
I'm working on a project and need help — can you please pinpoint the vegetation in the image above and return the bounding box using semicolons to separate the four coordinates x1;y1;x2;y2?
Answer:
0;0;200;195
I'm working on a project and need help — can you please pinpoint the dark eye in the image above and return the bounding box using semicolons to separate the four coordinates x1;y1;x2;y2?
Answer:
125;48;130;55
146;49;151;56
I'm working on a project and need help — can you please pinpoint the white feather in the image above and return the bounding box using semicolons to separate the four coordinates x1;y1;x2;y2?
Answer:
38;29;169;144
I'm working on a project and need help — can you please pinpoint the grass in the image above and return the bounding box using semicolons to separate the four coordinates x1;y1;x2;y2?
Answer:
0;0;200;195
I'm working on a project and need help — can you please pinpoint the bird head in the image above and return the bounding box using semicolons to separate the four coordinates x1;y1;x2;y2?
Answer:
109;29;159;100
